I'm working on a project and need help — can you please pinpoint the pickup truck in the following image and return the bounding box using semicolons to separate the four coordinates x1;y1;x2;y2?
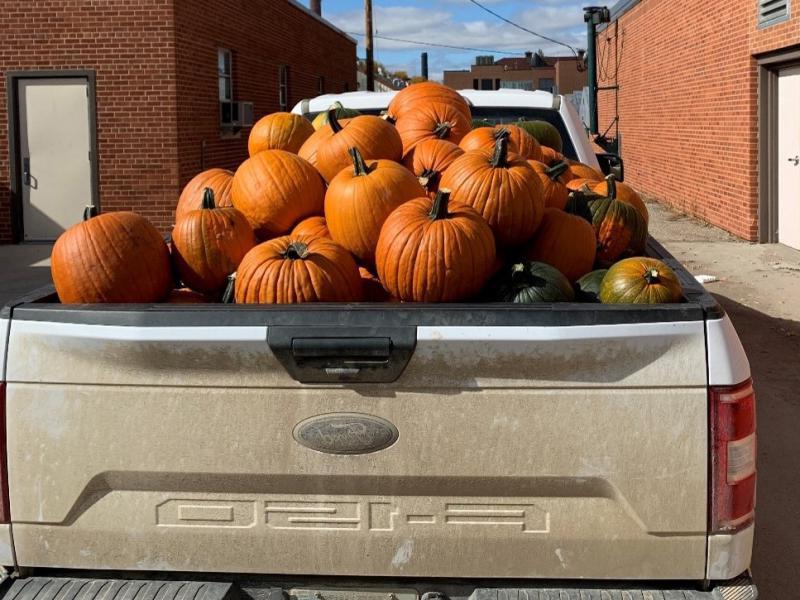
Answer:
0;89;757;600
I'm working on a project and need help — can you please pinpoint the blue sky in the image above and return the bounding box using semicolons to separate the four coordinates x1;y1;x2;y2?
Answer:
320;0;588;81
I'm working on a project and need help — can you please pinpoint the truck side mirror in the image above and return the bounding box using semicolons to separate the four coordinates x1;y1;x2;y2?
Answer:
596;152;624;182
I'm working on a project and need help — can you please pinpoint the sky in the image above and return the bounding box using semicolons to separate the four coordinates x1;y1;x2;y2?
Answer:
319;0;589;81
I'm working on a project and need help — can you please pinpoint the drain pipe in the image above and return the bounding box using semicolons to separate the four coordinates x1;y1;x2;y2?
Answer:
583;6;610;135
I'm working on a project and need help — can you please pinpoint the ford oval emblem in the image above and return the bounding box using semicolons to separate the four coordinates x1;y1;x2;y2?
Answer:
293;413;399;455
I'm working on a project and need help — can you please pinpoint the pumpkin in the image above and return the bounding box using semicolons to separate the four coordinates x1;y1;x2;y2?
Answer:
291;215;330;239
586;176;649;263
439;132;545;246
528;161;570;210
485;261;575;303
394;101;472;155
231;149;324;239
563;160;604;183
516;120;563;152
359;266;391;302
298;110;403;182
248;112;314;156
565;177;595;192
575;269;608;303
539;145;566;166
166;288;210;303
591;178;649;224
171;188;255;294
375;189;496;302
52;208;172;304
523;207;597;282
599;257;682;304
387;81;471;122
325;147;425;265
402;139;464;199
312;101;361;130
459;125;542;161
235;235;363;303
176;168;233;221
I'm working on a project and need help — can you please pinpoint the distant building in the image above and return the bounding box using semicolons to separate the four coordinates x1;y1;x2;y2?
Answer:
356;61;408;92
443;51;586;94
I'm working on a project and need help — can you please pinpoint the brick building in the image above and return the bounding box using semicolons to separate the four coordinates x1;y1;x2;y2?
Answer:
597;0;800;248
443;52;587;95
0;0;356;243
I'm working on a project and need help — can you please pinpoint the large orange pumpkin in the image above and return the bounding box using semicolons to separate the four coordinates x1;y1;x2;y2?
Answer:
439;133;545;246
528;161;571;210
523;207;597;281
52;209;172;303
291;215;330;239
586;177;648;263
563;160;604;183
402;139;464;199
248;112;314;156
539;145;567;166
376;189;496;302
591;177;649;224
298;111;403;182
235;235;363;303
387;81;471;122
176;168;233;221
325;147;425;265
171;188;255;294
394;101;471;155
231;149;324;239
459;125;542;161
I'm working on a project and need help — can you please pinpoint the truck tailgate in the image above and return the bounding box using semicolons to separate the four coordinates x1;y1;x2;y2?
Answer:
4;305;709;579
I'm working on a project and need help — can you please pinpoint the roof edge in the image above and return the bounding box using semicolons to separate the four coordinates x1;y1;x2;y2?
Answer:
286;0;357;44
609;0;641;21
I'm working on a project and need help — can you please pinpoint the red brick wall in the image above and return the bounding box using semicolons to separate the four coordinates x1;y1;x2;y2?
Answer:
597;0;800;241
0;0;179;243
173;0;357;192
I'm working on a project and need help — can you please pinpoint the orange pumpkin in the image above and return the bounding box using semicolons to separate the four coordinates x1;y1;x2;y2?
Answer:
171;188;255;294
599;257;682;304
235;235;363;303
539;145;566;166
387;81;471;121
298;111;403;182
563;160;604;183
291;215;330;239
325;147;425;265
565;177;595;192
528;161;571;210
394;101;471;155
459;125;542;161
439;133;545;246
376;189;496;302
591;178;649;224
402;139;464;199
586;176;648;263
52;208;172;303
523;207;597;281
166;288;211;303
231;149;324;239
248;112;314;156
176;168;233;221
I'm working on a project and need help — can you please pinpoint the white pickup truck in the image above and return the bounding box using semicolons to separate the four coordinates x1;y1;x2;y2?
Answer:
0;90;757;600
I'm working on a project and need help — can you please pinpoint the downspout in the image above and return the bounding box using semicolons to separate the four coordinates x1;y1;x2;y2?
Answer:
583;6;610;135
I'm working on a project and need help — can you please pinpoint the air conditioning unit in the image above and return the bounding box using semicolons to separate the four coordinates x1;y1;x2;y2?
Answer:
220;101;254;128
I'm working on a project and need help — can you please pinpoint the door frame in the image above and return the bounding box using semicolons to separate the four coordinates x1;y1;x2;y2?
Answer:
5;70;99;243
757;47;800;243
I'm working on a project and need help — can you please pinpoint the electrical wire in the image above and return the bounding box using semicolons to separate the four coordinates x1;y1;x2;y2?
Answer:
346;31;526;55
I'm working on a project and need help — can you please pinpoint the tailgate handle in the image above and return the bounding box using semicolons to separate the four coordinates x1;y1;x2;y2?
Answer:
268;327;416;384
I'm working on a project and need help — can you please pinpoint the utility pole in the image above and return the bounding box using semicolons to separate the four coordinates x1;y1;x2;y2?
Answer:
583;6;610;135
421;52;429;81
365;0;375;91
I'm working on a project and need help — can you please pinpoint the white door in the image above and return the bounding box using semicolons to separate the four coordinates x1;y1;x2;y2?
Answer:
18;78;93;241
778;66;800;250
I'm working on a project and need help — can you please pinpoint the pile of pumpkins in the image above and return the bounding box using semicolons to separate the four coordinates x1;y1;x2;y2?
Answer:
51;81;682;306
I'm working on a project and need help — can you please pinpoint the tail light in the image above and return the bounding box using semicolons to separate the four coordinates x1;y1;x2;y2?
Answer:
710;378;756;532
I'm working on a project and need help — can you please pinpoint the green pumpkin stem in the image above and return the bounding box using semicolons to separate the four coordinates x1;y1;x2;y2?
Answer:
605;174;617;201
545;161;569;181
328;108;343;133
429;188;451;220
221;272;236;304
419;169;440;191
644;268;661;285
490;131;510;168
284;241;310;260
433;122;453;139
349;147;371;176
564;191;596;224
83;205;98;221
201;187;216;210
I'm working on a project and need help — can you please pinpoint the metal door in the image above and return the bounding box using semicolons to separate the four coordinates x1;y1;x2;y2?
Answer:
778;66;800;250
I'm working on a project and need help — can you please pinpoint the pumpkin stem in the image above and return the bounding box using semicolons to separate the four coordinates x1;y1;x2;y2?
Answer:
564;191;596;224
490;130;510;168
201;187;216;210
221;272;236;304
433;122;453;139
328;108;343;133
83;205;98;221
509;263;547;288
419;168;440;192
428;188;451;221
284;241;310;260
644;268;661;285
380;112;397;125
605;174;617;201
545;161;569;181
349;147;371;176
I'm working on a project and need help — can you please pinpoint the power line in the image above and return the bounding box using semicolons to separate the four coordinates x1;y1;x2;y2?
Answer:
466;0;580;58
346;31;526;56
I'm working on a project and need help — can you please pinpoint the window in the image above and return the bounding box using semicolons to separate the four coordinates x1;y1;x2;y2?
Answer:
473;79;479;90
317;76;325;95
758;0;790;27
344;81;349;92
279;65;290;111
480;78;493;90
500;80;533;91
218;48;232;102
494;78;501;90
538;78;555;92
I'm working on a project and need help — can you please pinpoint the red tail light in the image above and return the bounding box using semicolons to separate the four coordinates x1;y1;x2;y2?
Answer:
710;378;756;532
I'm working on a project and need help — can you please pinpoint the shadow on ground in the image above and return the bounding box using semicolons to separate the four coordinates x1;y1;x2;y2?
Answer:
715;293;800;598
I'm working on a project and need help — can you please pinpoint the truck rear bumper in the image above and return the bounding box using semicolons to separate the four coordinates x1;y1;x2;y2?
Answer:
1;575;757;600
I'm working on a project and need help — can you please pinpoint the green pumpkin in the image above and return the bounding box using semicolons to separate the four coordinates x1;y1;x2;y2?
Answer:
599;257;683;304
575;269;608;303
486;261;575;303
311;102;361;130
517;120;563;152
585;178;648;264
